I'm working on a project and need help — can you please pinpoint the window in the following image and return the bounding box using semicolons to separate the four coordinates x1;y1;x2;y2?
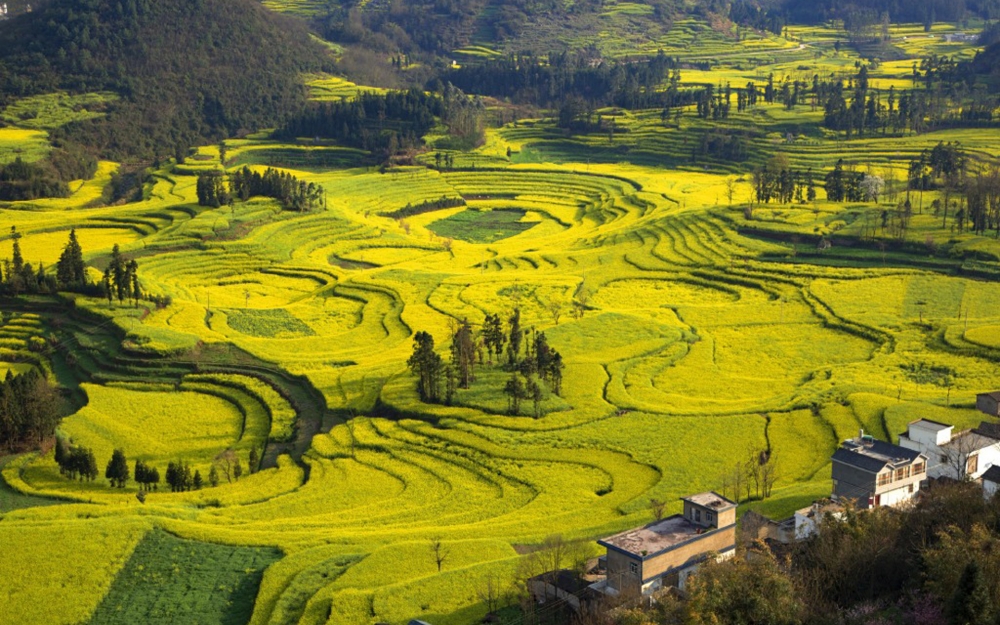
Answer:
895;466;910;481
695;509;701;523
629;561;639;576
706;511;714;524
877;472;892;487
908;483;914;493
941;454;949;464
913;462;925;475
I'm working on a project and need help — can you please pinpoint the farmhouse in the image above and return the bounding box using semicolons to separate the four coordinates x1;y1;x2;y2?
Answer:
792;499;845;540
831;433;927;509
978;391;1000;416
898;419;1000;481
591;492;736;597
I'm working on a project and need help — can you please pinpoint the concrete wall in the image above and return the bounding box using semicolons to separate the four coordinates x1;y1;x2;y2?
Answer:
642;526;736;580
977;395;1000;416
985;480;999;501
605;526;736;596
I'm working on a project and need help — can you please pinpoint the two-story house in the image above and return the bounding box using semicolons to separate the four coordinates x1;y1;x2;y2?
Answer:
898;419;1000;481
831;433;928;509
592;492;736;597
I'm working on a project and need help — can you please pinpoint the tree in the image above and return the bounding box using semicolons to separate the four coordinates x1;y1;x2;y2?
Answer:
504;372;526;415
507;308;523;366
861;174;885;203
249;447;259;473
408;331;443;402
193;470;204;490
725;176;738;207
947;561;991;625
451;318;476;388
209;464;220;487
527;377;542;419
431;538;449;572
233;457;243;481
214;448;238;483
56;229;86;288
105;449;130;488
649;498;666;521
685;542;802;625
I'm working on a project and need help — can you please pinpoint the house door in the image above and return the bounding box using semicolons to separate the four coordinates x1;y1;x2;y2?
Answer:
874;494;881;507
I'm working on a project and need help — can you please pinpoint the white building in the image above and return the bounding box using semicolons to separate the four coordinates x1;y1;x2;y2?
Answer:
793;500;844;540
898;419;1000;481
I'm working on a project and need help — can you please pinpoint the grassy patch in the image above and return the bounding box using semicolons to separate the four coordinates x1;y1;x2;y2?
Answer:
89;529;282;625
224;308;316;338
427;208;536;243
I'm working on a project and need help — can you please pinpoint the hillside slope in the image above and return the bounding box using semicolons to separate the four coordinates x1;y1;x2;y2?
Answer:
0;0;330;159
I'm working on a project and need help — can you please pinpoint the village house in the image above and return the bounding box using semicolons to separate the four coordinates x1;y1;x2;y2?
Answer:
831;432;927;509
591;492;736;597
978;391;1000;417
898;419;1000;482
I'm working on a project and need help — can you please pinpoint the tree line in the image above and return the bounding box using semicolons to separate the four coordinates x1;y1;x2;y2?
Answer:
0;227;127;299
54;439;260;494
276;89;442;160
443;51;697;112
408;308;565;418
0;149;97;201
197;167;326;212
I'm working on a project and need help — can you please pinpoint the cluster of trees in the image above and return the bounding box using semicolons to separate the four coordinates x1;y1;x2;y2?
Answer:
751;156;816;206
0;368;61;453
408;309;564;417
278;89;442;160
391;196;466;218
54;442;259;492
0;149;98;201
692;130;750;163
55;439;99;481
0;226;54;296
197;167;326;212
715;446;779;504
1;227;135;300
824;159;868;203
100;244;141;306
570;482;1000;625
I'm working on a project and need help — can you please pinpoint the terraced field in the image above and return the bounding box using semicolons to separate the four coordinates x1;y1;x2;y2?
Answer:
2;26;1000;625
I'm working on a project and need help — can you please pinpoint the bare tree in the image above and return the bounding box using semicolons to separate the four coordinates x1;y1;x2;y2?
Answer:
725;176;738;207
649;498;666;521
941;431;984;481
547;297;565;325
477;571;504;616
431;537;449;572
761;452;778;498
213;448;237;483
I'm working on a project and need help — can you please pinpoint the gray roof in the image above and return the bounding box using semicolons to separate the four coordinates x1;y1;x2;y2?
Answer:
682;491;737;511
979;391;1000;401
833;439;924;473
975;422;1000;441
982;465;1000;484
909;418;952;431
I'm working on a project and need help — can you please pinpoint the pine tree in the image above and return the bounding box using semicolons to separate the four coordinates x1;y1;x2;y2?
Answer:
948;561;990;625
105;449;129;488
408;331;443;402
249;448;259;474
209;464;219;487
193;470;204;490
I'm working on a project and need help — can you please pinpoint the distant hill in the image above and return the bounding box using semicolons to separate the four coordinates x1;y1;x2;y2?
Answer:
0;0;331;160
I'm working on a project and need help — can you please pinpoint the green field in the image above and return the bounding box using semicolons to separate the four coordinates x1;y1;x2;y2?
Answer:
1;15;1000;625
